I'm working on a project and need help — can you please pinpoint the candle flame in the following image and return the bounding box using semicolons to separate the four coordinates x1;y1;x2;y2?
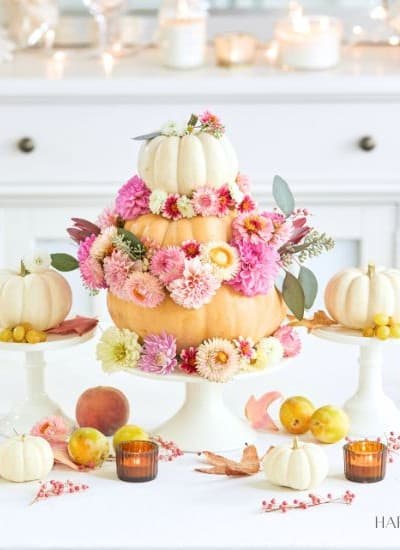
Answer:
289;2;310;34
101;52;115;77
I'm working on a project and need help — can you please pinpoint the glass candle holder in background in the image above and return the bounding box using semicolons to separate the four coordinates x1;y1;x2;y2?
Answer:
343;440;387;483
5;0;59;49
158;0;208;69
274;4;342;70
116;440;159;482
214;33;257;67
82;0;127;55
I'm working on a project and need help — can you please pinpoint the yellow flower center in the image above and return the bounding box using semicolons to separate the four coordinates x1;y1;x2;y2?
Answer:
209;247;231;267
113;343;127;362
215;351;229;364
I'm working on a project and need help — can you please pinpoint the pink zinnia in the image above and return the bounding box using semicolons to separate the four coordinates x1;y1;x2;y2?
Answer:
239;195;257;213
192;187;220;217
138;332;177;375
104;249;133;298
217;184;235;216
181;240;200;258
233;336;255;360
199;110;224;133
263;211;292;247
80;256;106;290
232;212;274;244
273;325;302;358
77;234;96;263
168;257;220;309
162;194;182;221
150;247;185;285
228;239;280;297
115;175;151;220
31;415;71;443
124;271;165;308
97;206;118;230
180;347;198;375
236;173;250;193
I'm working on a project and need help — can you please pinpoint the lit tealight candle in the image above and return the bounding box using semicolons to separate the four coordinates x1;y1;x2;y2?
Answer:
214;32;257;67
116;440;159;482
344;440;387;483
275;3;342;70
101;52;115;77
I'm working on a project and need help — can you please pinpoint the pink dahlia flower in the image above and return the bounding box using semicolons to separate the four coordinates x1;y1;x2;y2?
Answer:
150;246;185;285
179;346;198;375
228;239;280;297
115;175;150;220
217;184;235;216
273;325;302;358
168;257;220;309
162;194;182;221
232;212;274;244
236;173;250;193
239;195;257;213
97;206;118;230
192;187;220;217
138;332;177;375
77;234;96;263
80;256;106;290
124;271;165;308
181;240;201;258
31;415;71;443
104;249;133;297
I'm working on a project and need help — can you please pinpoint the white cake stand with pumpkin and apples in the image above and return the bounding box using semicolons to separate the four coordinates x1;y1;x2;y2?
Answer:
314;263;400;438
0;253;96;436
61;112;334;452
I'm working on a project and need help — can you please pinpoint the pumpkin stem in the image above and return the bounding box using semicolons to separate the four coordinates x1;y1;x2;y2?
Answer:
292;436;299;450
367;263;375;278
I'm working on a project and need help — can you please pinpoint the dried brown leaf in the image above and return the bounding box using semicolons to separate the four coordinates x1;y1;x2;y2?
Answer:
288;310;337;333
195;444;260;476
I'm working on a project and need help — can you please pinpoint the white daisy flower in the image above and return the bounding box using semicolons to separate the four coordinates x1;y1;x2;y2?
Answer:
200;241;240;281
196;338;240;382
257;337;284;366
149;189;168;214
177;195;195;219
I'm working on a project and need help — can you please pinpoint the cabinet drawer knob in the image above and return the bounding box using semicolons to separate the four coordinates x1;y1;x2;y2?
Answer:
358;136;376;152
17;137;35;153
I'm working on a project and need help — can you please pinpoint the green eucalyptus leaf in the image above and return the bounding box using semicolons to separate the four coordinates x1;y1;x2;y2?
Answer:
117;228;146;260
273;175;295;217
298;265;318;309
50;253;79;272
132;131;161;141
187;114;198;127
282;270;305;320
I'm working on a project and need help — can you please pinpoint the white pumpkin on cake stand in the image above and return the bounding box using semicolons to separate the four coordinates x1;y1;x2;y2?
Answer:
314;264;400;439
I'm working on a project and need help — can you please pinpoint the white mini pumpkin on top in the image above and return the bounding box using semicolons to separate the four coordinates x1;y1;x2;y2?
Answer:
0;269;72;331
138;132;239;195
263;437;329;491
325;264;400;330
0;435;54;482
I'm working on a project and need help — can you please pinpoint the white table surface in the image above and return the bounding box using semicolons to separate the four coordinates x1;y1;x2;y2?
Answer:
1;331;400;550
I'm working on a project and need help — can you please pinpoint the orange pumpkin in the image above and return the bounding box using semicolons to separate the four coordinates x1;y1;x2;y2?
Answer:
107;213;286;350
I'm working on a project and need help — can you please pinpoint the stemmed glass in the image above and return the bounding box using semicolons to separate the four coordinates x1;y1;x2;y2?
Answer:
82;0;127;55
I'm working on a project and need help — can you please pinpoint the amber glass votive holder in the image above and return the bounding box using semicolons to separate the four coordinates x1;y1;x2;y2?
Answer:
116;440;159;482
343;440;387;483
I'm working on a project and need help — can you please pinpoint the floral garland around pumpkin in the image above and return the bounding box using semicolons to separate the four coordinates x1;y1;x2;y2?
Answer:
96;324;301;383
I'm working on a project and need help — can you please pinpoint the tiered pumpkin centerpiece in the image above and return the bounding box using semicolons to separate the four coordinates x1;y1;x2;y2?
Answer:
68;112;334;382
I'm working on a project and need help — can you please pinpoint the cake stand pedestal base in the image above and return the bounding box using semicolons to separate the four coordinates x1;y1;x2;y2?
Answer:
155;381;255;452
314;327;400;438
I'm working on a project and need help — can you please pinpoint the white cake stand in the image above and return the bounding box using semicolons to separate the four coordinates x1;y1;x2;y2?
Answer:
129;361;288;453
313;326;400;438
0;330;96;437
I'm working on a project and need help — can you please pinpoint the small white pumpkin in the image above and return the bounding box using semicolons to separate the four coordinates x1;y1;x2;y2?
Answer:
0;269;72;331
138;132;239;195
325;264;400;330
0;435;54;482
263;437;329;491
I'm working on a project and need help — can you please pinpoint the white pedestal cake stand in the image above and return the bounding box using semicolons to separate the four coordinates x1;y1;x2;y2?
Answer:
313;326;400;438
130;361;288;453
0;330;96;437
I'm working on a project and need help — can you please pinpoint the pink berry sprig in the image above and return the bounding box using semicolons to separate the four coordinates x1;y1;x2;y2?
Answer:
30;479;89;505
151;435;184;462
261;491;355;514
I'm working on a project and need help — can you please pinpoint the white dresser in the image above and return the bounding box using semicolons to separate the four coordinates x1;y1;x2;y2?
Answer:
0;45;399;314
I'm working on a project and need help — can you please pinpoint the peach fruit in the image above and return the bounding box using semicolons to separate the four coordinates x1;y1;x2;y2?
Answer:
76;386;130;436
